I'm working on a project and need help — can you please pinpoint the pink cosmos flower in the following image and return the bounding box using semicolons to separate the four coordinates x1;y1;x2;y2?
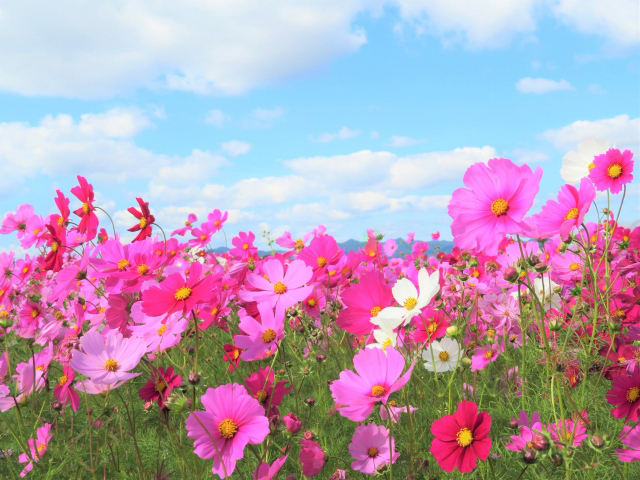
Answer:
53;365;80;412
244;258;312;314
406;232;415;243
127;197;155;242
253;456;287;480
171;213;198;237
230;232;258;260
380;403;418;423
276;231;311;252
18;423;52;477
448;158;542;256
349;424;400;476
0;359;46;412
43;223;66;272
1;204;34;237
234;303;285;361
74;379;127;395
299;439;325;477
0;350;8;382
329;347;414;422
505;424;542;452
337;270;393;337
138;366;181;409
589;148;634;194
207;209;228;233
70;175;99;238
430;401;492;473
283;413;302;434
70;330;146;384
185;383;269;478
189;221;219;248
20;215;46;249
298;234;342;272
142;261;213;319
470;340;503;372
432;232;440;241
547;419;588;448
606;369;640;423
533;177;596;240
616;424;640;462
383;238;398;257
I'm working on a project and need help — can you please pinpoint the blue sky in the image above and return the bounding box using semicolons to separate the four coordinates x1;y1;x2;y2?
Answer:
0;1;638;251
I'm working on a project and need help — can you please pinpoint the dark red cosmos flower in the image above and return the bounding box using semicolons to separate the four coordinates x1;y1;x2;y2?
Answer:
54;190;70;228
128;197;155;242
43;223;65;272
70;175;99;238
223;344;243;372
244;366;293;416
138;367;181;409
430;401;492;473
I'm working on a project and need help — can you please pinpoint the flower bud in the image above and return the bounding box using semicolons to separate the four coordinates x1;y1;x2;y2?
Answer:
303;430;314;440
458;274;468;282
316;354;325;363
460;357;472;369
52;401;63;411
187;372;200;385
531;432;549;451
550;453;564;466
283;413;302;434
590;435;605;448
534;263;548;273
305;397;315;407
548;320;562;332
503;267;518;283
523;448;537;464
446;325;458;337
509;419;518;429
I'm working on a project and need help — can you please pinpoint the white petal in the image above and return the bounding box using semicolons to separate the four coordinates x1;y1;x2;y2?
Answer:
392;278;418;304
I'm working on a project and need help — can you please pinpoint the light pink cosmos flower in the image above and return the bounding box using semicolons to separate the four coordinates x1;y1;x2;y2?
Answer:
380;403;418;423
330;347;414;422
349;424;400;476
244;258;312;315
18;423;52;477
253;455;287;480
73;379;127;395
185;383;269;479
276;231;311;252
589;148;634;194
533;177;595;240
616;424;640;462
70;331;145;384
383;238;398;257
0;359;46;412
0;350;8;382
547;419;588;448
171;213;198;236
234;303;285;361
0;204;34;237
230;231;258;260
448;158;542;256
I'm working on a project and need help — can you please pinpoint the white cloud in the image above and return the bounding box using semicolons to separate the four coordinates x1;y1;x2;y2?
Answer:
389;146;496;189
552;0;639;47
274;203;351;222
205;109;230;128
310;126;360;143
0;108;228;197
512;148;549;165
516;77;575;93
587;83;606;95
539;114;640;152
221;140;251;156
389;135;425;147
242;107;286;128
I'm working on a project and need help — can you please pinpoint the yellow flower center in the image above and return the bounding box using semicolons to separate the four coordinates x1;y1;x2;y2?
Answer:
104;359;119;372
307;298;316;307
369;251;376;258
273;282;287;294
185;221;192;227
388;400;398;407
174;287;192;301
117;259;130;271
214;221;220;227
368;447;378;457
233;349;240;359
256;390;268;403
294;238;305;252
0;309;8;319
487;329;495;339
218;418;238;439
627;387;640;402
57;216;65;227
484;350;494;360
568;263;580;271
438;351;450;362
262;328;277;343
491;198;509;216
607;164;622;178
157;325;167;336
371;385;386;397
210;307;219;316
82;203;90;214
317;257;327;267
370;306;381;317
382;338;393;350
155;380;167;392
456;427;473;447
58;375;68;386
30;309;38;318
200;235;207;241
139;217;147;229
242;244;249;250
565;208;579;221
404;297;418;311
33;228;40;236
51;242;59;252
588;162;596;171
99;307;106;314
137;264;149;275
37;443;46;454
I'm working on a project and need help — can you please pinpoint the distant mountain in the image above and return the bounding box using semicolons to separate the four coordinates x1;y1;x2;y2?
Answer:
209;238;455;257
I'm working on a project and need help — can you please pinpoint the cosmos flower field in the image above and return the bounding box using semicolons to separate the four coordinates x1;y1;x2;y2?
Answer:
0;139;638;479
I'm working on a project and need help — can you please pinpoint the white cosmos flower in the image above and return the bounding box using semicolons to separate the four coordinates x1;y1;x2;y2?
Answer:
371;268;440;330
422;338;460;372
511;276;561;311
366;325;397;352
560;137;610;185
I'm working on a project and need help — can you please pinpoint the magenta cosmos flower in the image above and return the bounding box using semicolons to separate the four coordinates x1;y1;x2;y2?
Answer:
127;197;155;242
138;366;182;409
142;261;213;319
448;158;542;256
70;175;99;237
253;456;287;480
533;177;595;240
299;439;325;477
349;424;400;476
234;303;285;361
606;369;640;423
185;383;269;479
18;423;53;477
589;148;634;194
70;331;146;384
617;424;640;462
245;258;313;314
329;347;414;422
430;401;492;473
